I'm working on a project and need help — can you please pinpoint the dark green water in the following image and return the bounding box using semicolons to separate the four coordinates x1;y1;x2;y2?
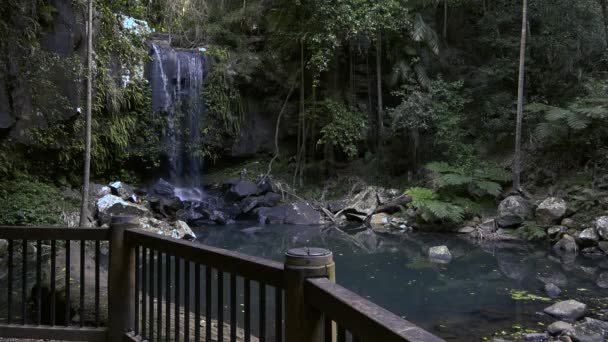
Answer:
193;223;608;341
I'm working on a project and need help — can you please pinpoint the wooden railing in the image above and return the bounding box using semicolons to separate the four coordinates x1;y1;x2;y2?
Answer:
0;216;446;342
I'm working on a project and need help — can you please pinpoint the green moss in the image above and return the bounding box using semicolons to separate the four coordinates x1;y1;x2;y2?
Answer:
0;178;79;226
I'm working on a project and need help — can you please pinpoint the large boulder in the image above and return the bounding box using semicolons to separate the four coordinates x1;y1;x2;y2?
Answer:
150;178;175;197
109;181;136;202
96;194;150;225
547;321;573;336
344;186;381;216
553;235;579;256
284;202;323;225
578;228;600;247
256;201;323;225
137;217;195;240
595;216;608;240
496;196;533;227
543;300;587;322
428;246;452;264
535;197;567;225
227;180;258;200
569;317;608;342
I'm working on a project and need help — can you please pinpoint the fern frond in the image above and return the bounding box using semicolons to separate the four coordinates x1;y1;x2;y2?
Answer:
545;107;571;121
437;173;473;188
565;112;590;130
425;161;459;174
474;180;502;197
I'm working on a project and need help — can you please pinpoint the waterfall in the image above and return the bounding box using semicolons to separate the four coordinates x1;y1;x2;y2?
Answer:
149;41;206;201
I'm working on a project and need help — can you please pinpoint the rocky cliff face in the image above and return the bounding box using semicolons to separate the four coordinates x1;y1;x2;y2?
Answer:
0;0;85;140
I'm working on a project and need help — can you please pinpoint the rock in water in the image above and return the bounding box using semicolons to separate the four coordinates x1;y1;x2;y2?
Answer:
369;213;391;230
545;283;562;298
578;228;600;246
96;194;149;225
547;321;573;336
497;196;533;227
596;272;608;289
595;216;608;240
428;246;452;264
522;332;547;341
344;186;381;216
553;235;578;256
547;226;567;240
535;197;567;225
570;317;608;342
284;202;323;225
543;300;587;322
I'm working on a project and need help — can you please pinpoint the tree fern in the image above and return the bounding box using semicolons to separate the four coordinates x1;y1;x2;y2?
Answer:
406;187;465;223
425;161;508;198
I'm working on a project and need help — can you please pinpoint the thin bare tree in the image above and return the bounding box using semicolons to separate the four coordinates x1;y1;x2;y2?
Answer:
513;0;528;191
79;0;93;227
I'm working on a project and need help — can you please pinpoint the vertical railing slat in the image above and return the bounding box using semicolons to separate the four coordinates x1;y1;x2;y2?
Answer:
50;240;55;326
324;317;333;342
218;271;224;342
230;273;237;342
7;239;13;325
65;240;70;326
184;260;190;341
142;247;147;339
259;283;266;342
205;266;212;342
275;288;283;342
95;240;100;327
134;245;140;336
174;256;180;342
195;263;201;342
338;326;346;342
149;248;155;342
244;278;250;342
157;250;162;342
79;240;85;327
36;240;41;325
21;239;27;325
165;253;171;342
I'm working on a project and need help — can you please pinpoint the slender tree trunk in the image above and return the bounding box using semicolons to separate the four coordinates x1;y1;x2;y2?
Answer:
443;0;448;41
375;31;383;158
600;0;608;46
79;0;93;227
513;0;528;191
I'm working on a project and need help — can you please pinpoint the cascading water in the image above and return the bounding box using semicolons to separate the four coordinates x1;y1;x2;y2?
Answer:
149;41;206;201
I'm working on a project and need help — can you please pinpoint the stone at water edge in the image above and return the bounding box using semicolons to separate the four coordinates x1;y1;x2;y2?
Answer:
428;246;452;264
543;300;587;322
151;178;175;196
570;317;608;342
344;186;381;216
458;226;476;234
578;228;600;246
496;196;533;227
545;283;562;298
369;213;391;227
522;332;548;341
596;272;608;289
536;197;567;225
595;216;608;240
284;201;323;225
548;226;567;240
173;220;196;240
547;321;573;336
553;235;578;255
598;241;608;254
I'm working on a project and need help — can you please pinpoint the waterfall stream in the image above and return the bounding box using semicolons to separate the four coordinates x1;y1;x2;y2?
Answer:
150;41;206;200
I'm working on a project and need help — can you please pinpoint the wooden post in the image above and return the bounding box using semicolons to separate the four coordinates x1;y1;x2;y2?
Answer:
284;247;335;342
108;216;137;342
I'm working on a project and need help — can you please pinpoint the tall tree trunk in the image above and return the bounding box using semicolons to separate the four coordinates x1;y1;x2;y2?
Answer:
600;0;608;46
443;0;448;41
375;31;383;158
79;0;93;227
513;0;528;191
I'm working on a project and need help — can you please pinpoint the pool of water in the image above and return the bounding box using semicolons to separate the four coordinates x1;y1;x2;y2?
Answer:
193;223;608;341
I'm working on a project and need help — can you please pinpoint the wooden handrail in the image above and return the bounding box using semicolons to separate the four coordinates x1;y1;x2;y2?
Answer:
124;228;285;288
304;278;446;342
0;226;110;240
